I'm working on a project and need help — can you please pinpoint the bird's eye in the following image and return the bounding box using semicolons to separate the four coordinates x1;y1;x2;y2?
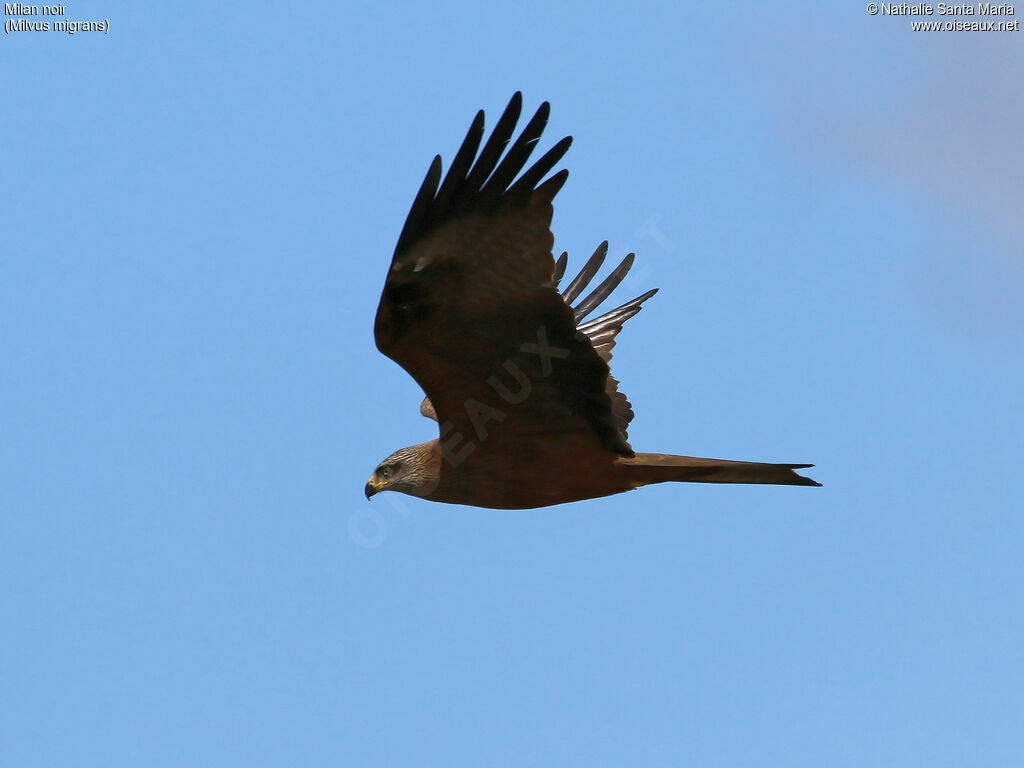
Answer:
380;466;391;479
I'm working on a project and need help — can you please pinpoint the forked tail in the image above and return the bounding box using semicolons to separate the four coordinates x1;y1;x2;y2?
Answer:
621;453;821;487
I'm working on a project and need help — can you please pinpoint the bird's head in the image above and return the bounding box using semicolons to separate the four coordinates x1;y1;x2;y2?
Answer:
365;443;437;499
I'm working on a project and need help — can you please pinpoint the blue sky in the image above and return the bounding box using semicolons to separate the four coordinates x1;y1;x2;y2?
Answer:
3;2;1022;766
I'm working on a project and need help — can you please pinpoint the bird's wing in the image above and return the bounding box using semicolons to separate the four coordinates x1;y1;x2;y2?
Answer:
552;243;658;448
418;244;657;448
374;93;631;461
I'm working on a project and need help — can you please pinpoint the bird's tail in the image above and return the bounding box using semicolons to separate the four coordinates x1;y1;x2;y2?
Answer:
620;453;821;487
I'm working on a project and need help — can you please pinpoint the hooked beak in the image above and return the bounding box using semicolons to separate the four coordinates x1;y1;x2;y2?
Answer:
364;478;380;499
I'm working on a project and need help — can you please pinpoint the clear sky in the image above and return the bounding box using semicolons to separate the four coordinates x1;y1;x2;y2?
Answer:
3;2;1022;766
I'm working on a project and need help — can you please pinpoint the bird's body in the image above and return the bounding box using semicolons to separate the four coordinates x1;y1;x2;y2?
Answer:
384;438;629;510
375;440;816;510
366;93;819;508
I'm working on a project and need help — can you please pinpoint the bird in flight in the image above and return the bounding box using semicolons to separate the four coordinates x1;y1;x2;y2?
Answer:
366;93;819;509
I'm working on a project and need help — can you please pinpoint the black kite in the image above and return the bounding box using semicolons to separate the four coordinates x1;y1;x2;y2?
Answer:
366;93;819;509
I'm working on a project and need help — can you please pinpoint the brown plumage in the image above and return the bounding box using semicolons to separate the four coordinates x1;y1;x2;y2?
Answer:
366;93;819;509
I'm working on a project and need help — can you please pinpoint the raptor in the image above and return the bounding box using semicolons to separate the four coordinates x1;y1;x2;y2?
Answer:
366;93;819;508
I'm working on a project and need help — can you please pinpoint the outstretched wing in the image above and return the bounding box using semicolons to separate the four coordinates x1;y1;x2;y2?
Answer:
552;243;658;448
419;243;658;451
374;93;630;461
